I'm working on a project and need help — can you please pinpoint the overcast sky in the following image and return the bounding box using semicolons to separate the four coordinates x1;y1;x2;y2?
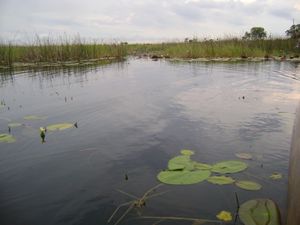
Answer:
0;0;300;43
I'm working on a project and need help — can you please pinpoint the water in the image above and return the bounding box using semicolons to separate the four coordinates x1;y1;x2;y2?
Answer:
0;59;299;225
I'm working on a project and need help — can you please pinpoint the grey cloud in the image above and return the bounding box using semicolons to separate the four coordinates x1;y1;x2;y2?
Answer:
0;0;299;42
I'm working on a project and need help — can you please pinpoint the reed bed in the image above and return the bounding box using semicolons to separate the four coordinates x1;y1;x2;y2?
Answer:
0;37;299;68
0;36;127;68
127;38;299;59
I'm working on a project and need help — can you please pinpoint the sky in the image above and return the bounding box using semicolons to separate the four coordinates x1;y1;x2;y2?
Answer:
0;0;300;43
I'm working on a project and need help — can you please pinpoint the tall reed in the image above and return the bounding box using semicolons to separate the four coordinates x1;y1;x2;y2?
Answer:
0;35;127;67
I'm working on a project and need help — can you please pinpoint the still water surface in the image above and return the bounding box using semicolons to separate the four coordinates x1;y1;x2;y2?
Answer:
0;59;300;225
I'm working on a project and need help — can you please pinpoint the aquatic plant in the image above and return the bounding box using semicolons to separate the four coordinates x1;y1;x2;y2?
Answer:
0;133;16;143
108;184;166;225
207;175;235;185
23;115;47;120
8;122;23;128
46;123;75;131
157;151;248;186
235;180;262;191
0;35;127;68
239;199;281;225
270;172;283;180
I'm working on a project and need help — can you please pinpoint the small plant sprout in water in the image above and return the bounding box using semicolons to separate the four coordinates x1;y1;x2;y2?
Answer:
108;184;167;225
40;127;46;143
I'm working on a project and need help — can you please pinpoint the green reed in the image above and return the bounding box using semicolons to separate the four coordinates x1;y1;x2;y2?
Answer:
0;36;127;67
127;38;299;58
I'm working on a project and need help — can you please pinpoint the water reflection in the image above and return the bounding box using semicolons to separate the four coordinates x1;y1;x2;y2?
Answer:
0;59;299;225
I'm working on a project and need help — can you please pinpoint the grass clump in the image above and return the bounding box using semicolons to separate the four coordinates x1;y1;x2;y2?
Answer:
0;35;127;68
127;38;299;59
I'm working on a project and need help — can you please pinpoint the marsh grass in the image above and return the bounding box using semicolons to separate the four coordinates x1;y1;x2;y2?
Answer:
1;37;299;68
0;36;127;68
127;38;299;59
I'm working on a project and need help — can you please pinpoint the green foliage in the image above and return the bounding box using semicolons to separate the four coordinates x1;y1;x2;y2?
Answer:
180;149;194;156
211;160;248;174
168;155;191;171
0;35;127;67
243;27;267;40
286;24;300;39
24;115;47;120
157;170;211;185
270;172;283;180
126;38;297;59
46;123;74;131
0;133;16;143
207;176;235;185
235;180;262;191
239;199;281;225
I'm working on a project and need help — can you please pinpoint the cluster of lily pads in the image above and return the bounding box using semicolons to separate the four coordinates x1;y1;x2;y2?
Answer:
0;115;76;144
157;149;262;191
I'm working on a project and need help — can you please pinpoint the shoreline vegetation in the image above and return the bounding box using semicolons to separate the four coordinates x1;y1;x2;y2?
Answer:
1;37;300;69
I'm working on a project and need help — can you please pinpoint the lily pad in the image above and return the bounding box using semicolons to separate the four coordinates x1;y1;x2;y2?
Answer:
47;123;74;131
216;211;232;222
207;176;235;185
157;170;211;185
270;172;282;180
235;153;252;160
0;133;16;143
168;155;191;171
8;122;23;128
235;180;262;191
239;199;281;225
212;160;247;174
180;149;194;156
194;162;212;170
24;115;47;120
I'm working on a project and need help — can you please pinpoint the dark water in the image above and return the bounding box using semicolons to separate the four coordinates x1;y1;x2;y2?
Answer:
0;59;300;225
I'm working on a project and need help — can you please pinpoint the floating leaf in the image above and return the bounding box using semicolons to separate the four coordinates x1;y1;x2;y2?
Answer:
235;153;252;160
216;211;232;222
8;122;23;128
194;162;212;170
235;180;262;191
47;123;74;131
168;155;191;171
270;172;282;180
207;176;235;185
24;115;47;120
239;199;281;225
180;149;194;156
0;133;16;143
212;160;247;174
157;170;211;185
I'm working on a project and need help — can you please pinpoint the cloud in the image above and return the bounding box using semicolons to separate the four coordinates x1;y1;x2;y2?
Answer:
0;0;299;42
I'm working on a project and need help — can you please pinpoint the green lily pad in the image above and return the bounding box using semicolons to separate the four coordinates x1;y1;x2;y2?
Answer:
47;123;74;131
8;122;23;128
235;180;262;191
0;133;16;143
207;176;235;185
24;115;47;120
212;160;247;174
194;162;212;170
235;153;252;160
180;149;194;156
239;199;281;225
157;170;211;185
270;172;282;180
168;155;191;171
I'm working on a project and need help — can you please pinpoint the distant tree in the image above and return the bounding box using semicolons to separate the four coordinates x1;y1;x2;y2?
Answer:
243;27;267;40
286;24;300;39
